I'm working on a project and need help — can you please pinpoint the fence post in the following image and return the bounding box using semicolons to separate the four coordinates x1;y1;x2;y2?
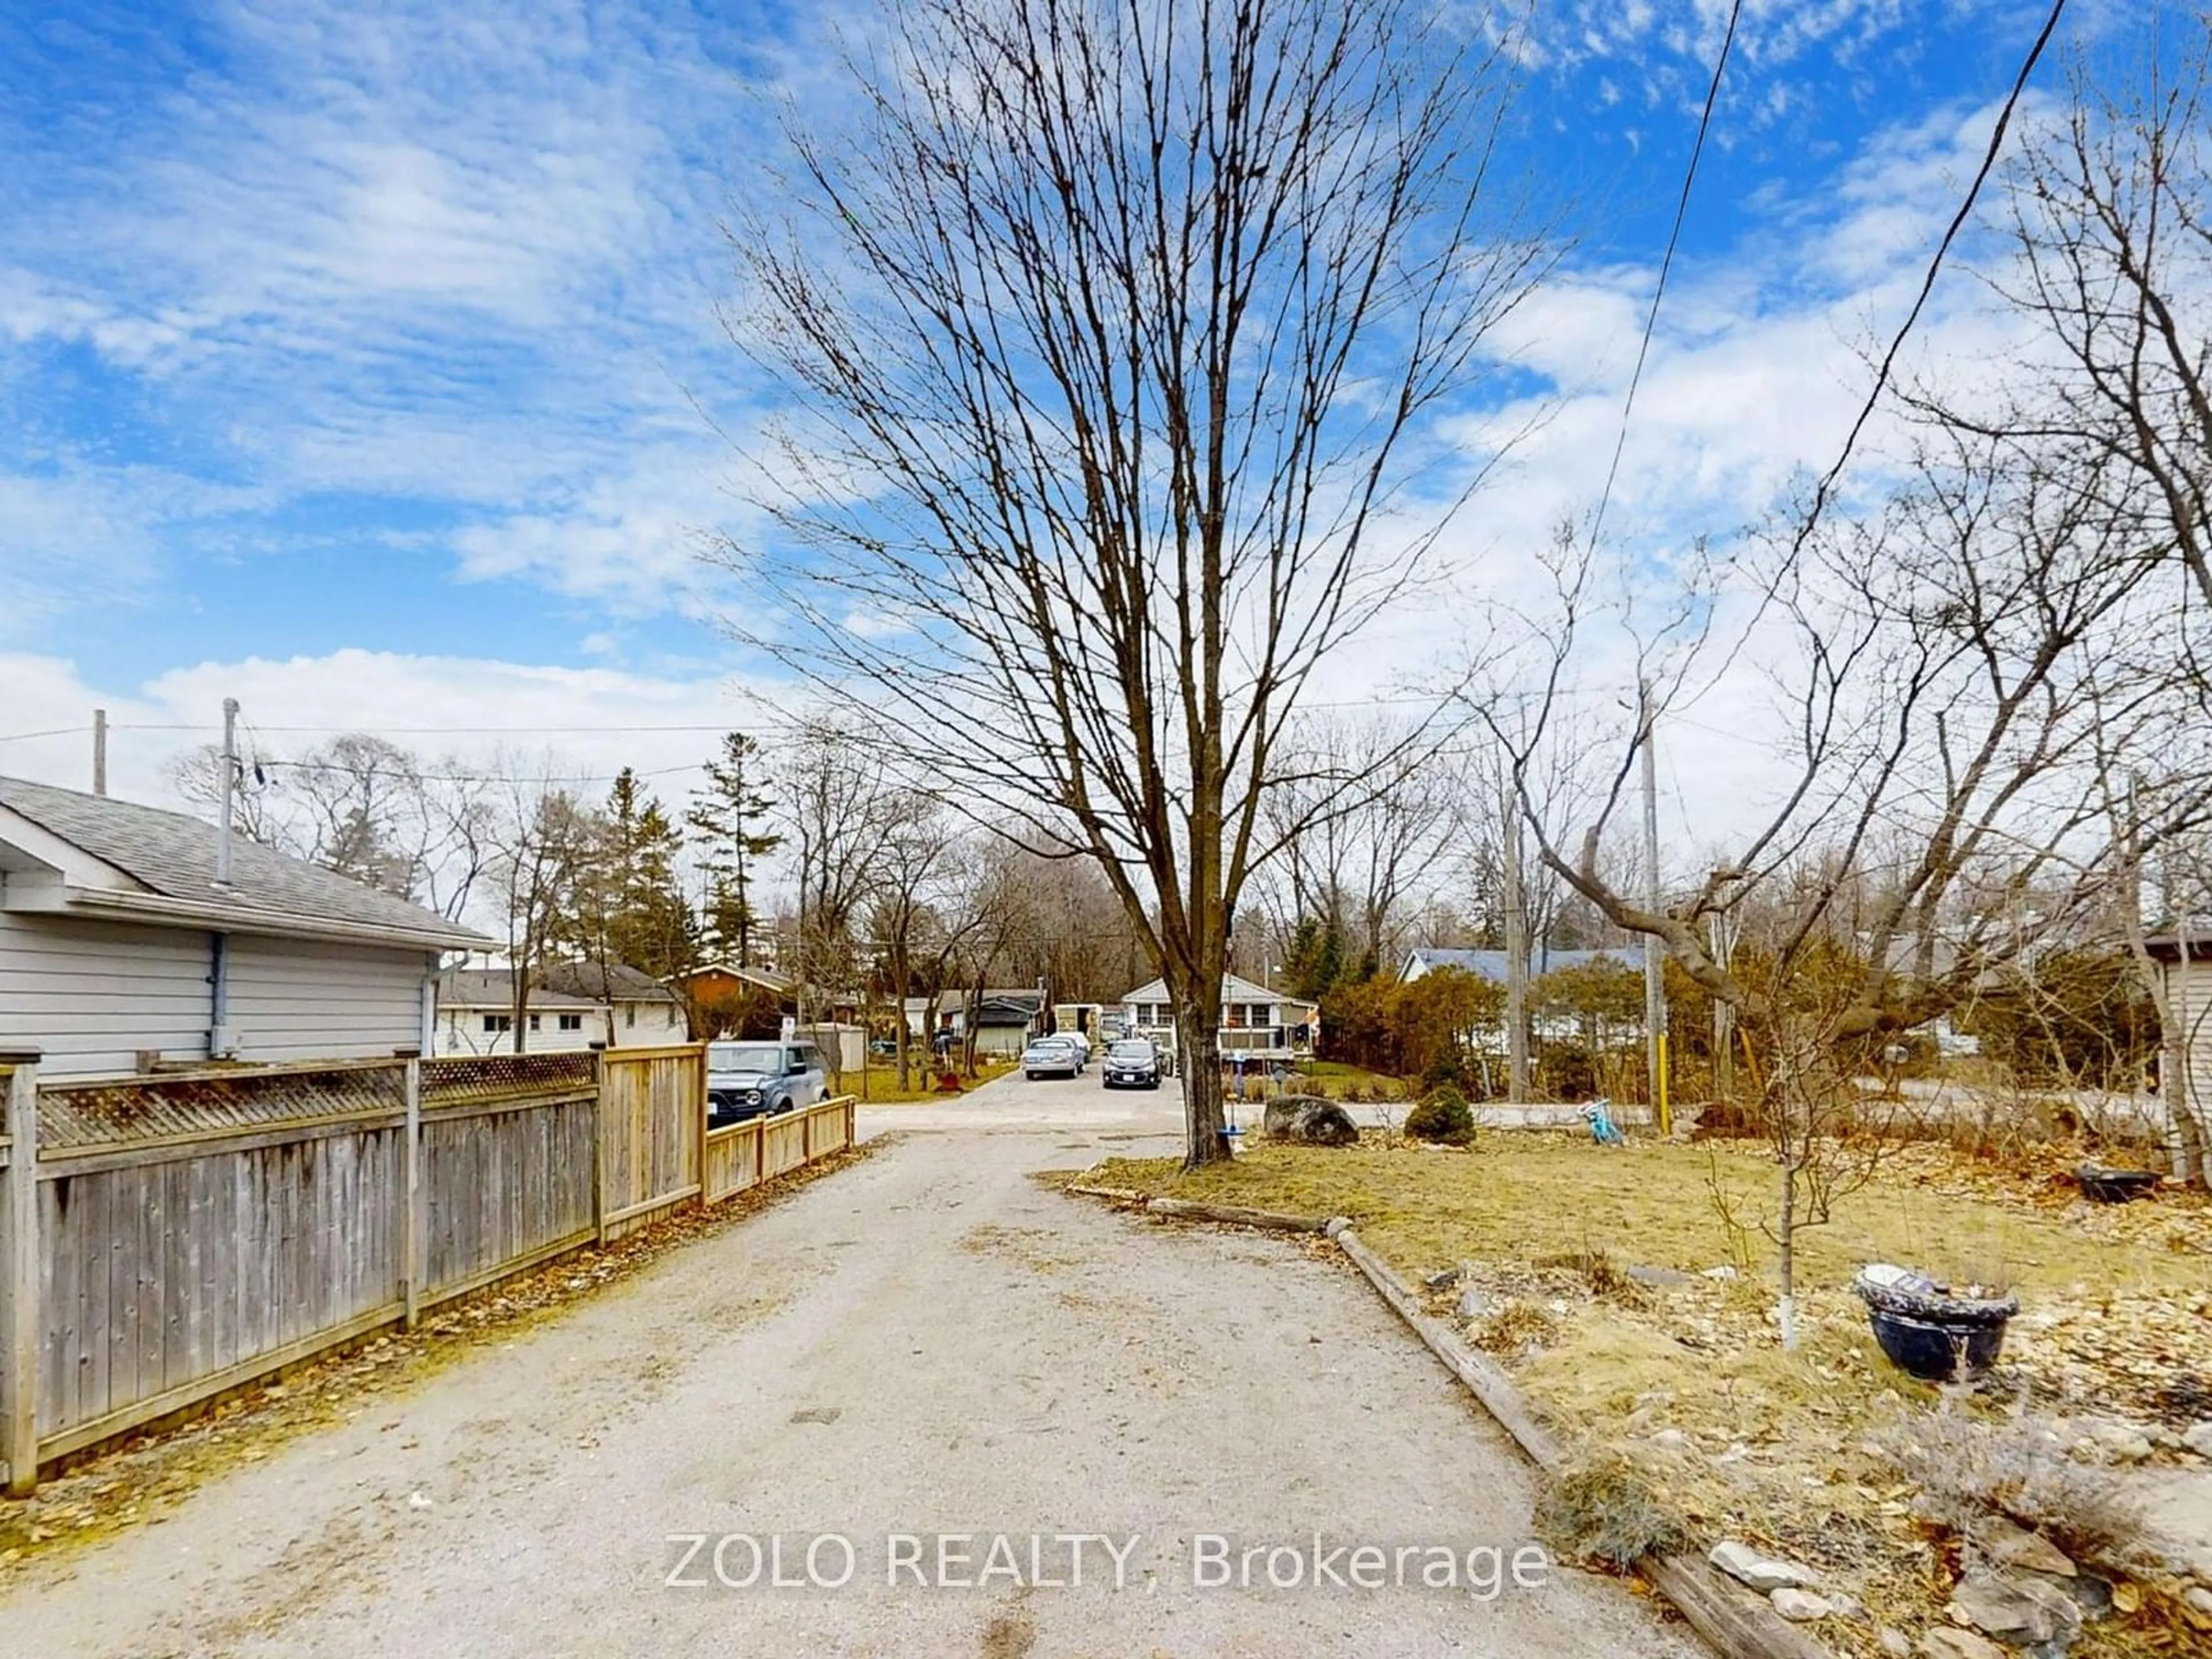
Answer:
4;1051;41;1497
693;1047;709;1213
591;1049;608;1245
845;1096;855;1151
402;1059;422;1330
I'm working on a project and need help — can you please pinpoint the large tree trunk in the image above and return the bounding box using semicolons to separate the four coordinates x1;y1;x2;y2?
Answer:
1172;967;1229;1168
893;941;912;1093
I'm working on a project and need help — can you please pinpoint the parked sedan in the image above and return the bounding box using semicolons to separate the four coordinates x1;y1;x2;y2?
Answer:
1021;1037;1083;1080
1101;1039;1161;1090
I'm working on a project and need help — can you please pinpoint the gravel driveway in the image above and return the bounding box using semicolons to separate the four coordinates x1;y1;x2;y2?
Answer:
2;1070;1695;1658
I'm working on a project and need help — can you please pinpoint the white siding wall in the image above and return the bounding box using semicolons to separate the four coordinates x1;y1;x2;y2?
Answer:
222;934;429;1065
2160;959;2212;1127
616;999;688;1043
0;914;433;1079
0;911;214;1078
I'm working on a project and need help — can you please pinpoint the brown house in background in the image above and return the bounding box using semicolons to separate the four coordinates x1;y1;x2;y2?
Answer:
681;961;795;1040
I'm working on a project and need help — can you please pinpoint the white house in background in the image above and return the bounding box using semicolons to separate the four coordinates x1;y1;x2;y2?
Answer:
2144;933;2212;1118
902;988;1047;1055
1119;972;1319;1060
1397;945;1635;986
0;775;491;1080
434;962;688;1055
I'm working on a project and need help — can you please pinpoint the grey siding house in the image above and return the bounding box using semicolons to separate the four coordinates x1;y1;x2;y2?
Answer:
0;776;491;1079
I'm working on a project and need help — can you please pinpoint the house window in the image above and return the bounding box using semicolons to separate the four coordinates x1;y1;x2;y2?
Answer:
483;1014;512;1034
529;1013;541;1032
558;1013;584;1032
626;1005;637;1028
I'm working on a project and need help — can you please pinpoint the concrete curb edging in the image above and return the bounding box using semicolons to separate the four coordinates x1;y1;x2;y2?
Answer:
1064;1184;1332;1233
1062;1175;1834;1659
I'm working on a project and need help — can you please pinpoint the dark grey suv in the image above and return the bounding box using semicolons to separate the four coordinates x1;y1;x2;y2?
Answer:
706;1040;828;1126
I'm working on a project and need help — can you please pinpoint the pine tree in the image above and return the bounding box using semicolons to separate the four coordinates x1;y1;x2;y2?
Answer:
688;733;783;967
606;775;697;981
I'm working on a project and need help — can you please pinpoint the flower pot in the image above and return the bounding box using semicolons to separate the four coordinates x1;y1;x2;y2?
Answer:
1853;1265;2017;1384
1864;1305;2010;1381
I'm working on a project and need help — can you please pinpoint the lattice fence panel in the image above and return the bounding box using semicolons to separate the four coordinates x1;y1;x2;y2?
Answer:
421;1051;598;1112
36;1060;409;1152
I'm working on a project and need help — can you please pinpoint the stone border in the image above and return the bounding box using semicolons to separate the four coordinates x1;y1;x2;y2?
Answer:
1065;1174;1836;1659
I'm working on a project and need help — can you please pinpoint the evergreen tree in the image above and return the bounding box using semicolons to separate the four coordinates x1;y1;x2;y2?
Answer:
604;771;698;980
688;733;783;967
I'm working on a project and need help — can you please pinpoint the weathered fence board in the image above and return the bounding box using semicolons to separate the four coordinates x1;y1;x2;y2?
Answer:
420;1097;596;1304
34;1120;409;1450
0;1048;858;1491
597;1047;704;1241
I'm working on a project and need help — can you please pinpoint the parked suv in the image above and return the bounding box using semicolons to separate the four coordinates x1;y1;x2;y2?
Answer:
706;1040;828;1126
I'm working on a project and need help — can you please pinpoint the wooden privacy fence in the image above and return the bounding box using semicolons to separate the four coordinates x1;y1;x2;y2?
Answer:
0;1047;856;1494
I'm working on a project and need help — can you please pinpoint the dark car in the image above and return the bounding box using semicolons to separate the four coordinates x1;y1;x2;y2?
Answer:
1101;1039;1162;1090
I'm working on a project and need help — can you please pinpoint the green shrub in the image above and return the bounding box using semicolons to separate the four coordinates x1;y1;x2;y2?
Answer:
1418;1044;1467;1093
1405;1083;1475;1146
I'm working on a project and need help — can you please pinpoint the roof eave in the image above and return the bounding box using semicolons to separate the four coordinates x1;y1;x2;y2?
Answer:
22;882;492;955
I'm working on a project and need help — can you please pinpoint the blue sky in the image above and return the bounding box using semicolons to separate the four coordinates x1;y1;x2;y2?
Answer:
0;0;2136;810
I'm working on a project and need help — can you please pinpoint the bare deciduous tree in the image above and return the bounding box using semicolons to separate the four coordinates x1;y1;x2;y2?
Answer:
1495;428;2200;1344
722;0;1548;1163
488;772;604;1054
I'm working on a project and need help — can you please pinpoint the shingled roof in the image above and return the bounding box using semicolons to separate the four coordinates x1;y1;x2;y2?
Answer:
0;775;490;952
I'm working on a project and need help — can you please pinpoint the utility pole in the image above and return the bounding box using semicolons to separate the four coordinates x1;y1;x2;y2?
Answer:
215;698;240;889
1710;899;1737;1099
1639;681;1670;1135
92;709;108;797
1500;770;1529;1104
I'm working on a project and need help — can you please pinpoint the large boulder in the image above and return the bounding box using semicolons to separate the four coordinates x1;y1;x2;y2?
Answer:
1263;1094;1359;1147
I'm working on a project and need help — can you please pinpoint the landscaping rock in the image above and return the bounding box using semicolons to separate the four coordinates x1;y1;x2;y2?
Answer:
2065;1575;2113;1620
1709;1539;1816;1592
2183;1420;2212;1459
1262;1095;1359;1147
1919;1631;2008;1659
1970;1515;2077;1578
1948;1569;2084;1651
2184;1586;2212;1628
1628;1265;1694;1286
1771;1588;1832;1622
2082;1420;2154;1464
1877;1626;1911;1657
1700;1265;1740;1281
1457;1285;1493;1320
1423;1266;1463;1291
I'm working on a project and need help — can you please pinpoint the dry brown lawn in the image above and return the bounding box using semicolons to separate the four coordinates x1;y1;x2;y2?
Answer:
1085;1134;2212;1658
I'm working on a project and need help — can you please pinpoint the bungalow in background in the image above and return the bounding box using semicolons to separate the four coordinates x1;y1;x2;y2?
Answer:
435;961;688;1055
0;775;491;1080
1119;973;1319;1062
680;960;795;1039
1398;945;1633;986
904;988;1048;1056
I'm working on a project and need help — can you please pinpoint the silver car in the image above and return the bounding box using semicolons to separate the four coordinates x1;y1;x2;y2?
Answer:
1021;1036;1082;1080
706;1039;828;1125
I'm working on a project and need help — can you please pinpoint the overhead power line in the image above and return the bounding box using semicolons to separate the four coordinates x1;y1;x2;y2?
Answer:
117;721;743;737
1790;0;2069;552
0;726;90;745
1587;0;1745;555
